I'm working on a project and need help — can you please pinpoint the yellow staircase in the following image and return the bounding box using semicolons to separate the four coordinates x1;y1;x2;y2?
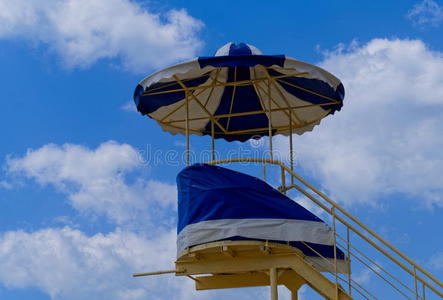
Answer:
134;158;443;299
204;159;443;299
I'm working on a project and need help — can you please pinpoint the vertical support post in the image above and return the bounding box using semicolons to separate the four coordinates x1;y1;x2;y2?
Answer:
270;267;278;300
211;119;215;161
414;267;419;300
268;80;273;160
291;290;298;300
185;91;190;166
289;110;294;185
280;166;286;195
422;281;426;300
346;226;352;295
332;207;339;300
263;161;267;183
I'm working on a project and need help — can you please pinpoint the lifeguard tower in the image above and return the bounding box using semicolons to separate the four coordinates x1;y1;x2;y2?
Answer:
131;43;443;299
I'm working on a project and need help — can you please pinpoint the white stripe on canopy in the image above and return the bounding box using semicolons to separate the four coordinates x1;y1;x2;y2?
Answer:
177;218;333;255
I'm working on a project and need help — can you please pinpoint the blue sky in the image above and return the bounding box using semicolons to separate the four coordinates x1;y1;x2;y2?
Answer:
0;0;443;299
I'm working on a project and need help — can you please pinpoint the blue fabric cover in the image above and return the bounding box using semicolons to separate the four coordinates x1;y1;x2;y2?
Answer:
134;74;211;115
225;42;254;55
198;55;285;68
177;164;344;259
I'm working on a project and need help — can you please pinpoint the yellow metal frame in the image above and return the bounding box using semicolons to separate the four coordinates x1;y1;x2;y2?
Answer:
135;240;352;300
133;158;443;299
143;65;339;166
155;70;334;166
134;54;443;299
143;61;342;190
205;158;443;299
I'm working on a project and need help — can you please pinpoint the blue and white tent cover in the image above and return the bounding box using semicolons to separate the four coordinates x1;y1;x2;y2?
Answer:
134;42;345;142
177;163;347;273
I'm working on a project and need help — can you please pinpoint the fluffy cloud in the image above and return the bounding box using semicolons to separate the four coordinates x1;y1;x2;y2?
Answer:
0;226;290;300
0;0;203;71
0;227;204;300
6;141;176;226
1;141;270;299
429;252;443;270
353;264;382;285
407;0;443;27
277;39;443;206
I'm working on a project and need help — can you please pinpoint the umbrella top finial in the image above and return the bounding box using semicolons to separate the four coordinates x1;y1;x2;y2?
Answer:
214;42;263;57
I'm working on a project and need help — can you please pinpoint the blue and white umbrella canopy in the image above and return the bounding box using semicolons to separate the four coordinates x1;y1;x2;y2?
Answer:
177;164;347;273
134;42;345;142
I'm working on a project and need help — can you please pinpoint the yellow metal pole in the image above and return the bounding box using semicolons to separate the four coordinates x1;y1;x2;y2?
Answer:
211;119;215;161
226;67;237;131
185;91;190;166
268;80;273;160
280;166;286;195
270;267;278;300
346;227;352;295
263;161;267;183
289;110;294;185
133;269;179;277
414;267;419;300
332;207;339;300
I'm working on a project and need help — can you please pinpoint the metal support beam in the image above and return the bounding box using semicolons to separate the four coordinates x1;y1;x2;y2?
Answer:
195;270;304;291
280;166;286;195
176;242;353;300
270;268;278;300
133;269;179;277
185;91;190;166
211;119;215;161
267;79;273;160
289;110;294;185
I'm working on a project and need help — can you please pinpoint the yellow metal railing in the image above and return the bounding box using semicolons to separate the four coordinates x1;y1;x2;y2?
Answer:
207;158;443;299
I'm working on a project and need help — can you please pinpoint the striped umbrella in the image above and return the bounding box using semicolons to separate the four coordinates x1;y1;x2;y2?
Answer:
134;42;345;142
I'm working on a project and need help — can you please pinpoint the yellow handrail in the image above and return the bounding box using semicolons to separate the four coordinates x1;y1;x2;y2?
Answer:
206;158;443;298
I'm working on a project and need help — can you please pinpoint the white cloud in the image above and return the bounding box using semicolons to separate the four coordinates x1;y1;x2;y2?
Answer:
1;141;282;299
353;264;381;285
407;0;443;27
0;226;298;300
0;227;203;300
429;252;443;269
292;196;327;218
6;141;176;226
277;39;443;207
121;100;137;112
0;180;12;189
0;0;203;72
